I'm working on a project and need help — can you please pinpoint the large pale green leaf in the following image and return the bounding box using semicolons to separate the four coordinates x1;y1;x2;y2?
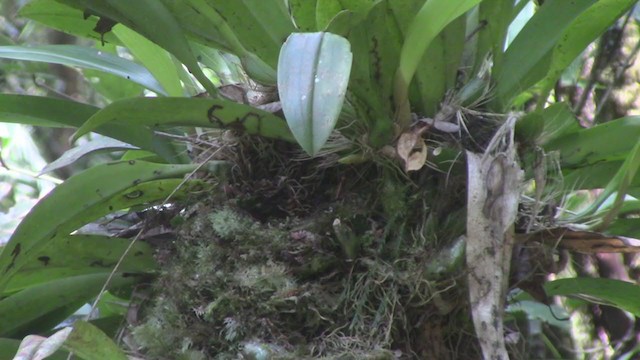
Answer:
495;0;596;108
0;273;135;337
393;0;481;126
546;278;640;317
536;0;637;108
72;97;294;143
5;234;157;295
0;161;197;293
278;32;352;155
0;45;165;94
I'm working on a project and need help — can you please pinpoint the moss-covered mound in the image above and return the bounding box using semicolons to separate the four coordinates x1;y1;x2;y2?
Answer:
129;135;477;359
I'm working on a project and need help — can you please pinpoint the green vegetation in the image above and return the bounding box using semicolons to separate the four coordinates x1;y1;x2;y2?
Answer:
1;0;640;358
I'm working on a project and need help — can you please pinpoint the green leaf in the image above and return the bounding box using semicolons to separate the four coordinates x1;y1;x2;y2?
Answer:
0;273;135;337
393;0;481;126
112;24;185;97
56;0;218;96
536;0;637;108
495;0;597;107
546;278;640;317
546;116;640;168
0;45;166;94
341;1;401;147
5;234;157;295
0;161;197;293
72;97;295;143
203;0;296;69
412;15;466;116
19;0;121;45
289;0;319;31
64;321;128;360
0;95;178;161
574;139;640;224
39;137;138;176
278;32;353;155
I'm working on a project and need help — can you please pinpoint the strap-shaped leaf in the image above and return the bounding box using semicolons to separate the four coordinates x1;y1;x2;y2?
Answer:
0;45;165;94
0;161;197;294
278;32;352;155
71;97;295;143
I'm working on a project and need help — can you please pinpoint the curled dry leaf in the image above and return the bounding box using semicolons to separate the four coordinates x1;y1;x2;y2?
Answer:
396;131;427;172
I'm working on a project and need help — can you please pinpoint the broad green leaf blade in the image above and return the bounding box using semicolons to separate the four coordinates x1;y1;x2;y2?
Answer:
316;0;374;30
56;0;217;96
289;0;319;31
19;0;121;45
0;161;197;293
474;0;514;79
536;0;637;108
203;0;296;69
64;321;128;360
0;273;135;337
39;137;138;176
112;24;185;97
574;139;640;223
495;0;597;108
278;32;352;155
104;0;217;96
180;0;278;84
337;1;401;147
5;234;157;295
546;116;640;168
393;0;481;126
72;97;295;143
413;15;466;116
0;45;165;94
545;278;640;317
0;95;178;161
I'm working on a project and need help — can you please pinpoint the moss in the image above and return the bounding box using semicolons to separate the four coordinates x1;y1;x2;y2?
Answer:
131;180;473;358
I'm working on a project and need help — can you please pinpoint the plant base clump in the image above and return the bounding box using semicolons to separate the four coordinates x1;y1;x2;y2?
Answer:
130;136;479;359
